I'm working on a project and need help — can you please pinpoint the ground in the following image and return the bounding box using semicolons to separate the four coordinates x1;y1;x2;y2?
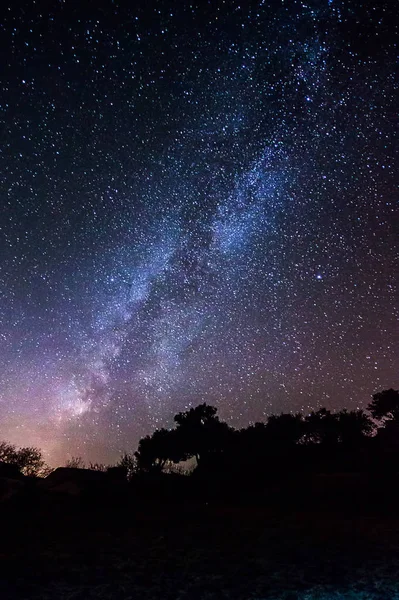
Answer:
1;497;399;600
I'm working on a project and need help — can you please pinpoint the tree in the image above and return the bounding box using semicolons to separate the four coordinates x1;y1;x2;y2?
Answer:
174;403;231;466
304;408;340;446
336;409;373;446
264;413;305;447
238;422;268;453
0;441;49;477
0;461;21;479
368;389;399;422
174;403;218;429
135;428;183;472
13;446;47;477
0;441;18;464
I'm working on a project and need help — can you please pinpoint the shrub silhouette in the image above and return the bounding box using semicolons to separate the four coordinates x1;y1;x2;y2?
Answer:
65;456;86;469
116;452;137;480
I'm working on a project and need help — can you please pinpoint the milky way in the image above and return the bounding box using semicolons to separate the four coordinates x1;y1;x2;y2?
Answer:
0;1;397;464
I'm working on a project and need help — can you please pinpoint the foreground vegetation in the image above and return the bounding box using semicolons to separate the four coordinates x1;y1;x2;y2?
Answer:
1;389;399;599
2;388;399;481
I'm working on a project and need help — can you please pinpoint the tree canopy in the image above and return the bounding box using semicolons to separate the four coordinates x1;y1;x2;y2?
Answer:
128;396;381;476
368;389;399;421
0;441;49;476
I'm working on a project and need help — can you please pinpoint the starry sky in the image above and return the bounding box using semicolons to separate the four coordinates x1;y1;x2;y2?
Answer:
0;0;397;465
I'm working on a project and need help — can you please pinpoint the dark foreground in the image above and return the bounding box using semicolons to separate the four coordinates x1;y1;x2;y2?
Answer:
2;491;399;600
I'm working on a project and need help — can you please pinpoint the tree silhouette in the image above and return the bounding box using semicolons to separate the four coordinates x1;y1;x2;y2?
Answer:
264;413;305;447
135;428;184;472
336;409;373;446
174;403;231;466
174;403;218;428
0;441;48;476
238;422;268;453
304;408;340;446
13;446;47;477
0;441;18;464
368;389;399;422
368;390;399;458
0;461;21;479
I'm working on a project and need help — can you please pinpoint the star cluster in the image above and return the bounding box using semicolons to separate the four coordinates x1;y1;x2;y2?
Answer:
0;0;397;464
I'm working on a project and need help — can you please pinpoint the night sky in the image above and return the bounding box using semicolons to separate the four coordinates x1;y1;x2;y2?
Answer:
0;0;397;465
